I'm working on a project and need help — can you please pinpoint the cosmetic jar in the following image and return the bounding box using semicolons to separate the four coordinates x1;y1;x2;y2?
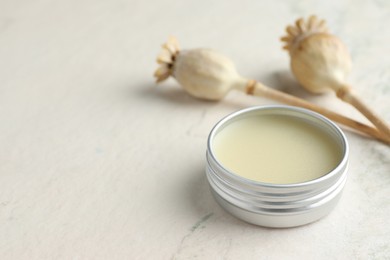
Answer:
206;105;348;228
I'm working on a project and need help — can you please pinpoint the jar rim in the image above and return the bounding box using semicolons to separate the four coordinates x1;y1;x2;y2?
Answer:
207;105;349;188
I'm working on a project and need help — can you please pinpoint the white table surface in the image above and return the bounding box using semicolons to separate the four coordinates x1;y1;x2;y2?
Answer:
1;0;389;259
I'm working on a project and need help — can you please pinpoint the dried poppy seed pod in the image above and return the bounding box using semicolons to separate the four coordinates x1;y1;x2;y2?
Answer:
282;16;352;94
154;36;389;144
174;49;248;100
282;15;390;138
154;37;246;100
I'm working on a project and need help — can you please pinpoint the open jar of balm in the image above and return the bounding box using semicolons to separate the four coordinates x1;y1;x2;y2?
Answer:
206;105;349;228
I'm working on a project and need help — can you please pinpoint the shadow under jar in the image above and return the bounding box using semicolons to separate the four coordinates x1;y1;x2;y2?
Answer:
206;105;349;228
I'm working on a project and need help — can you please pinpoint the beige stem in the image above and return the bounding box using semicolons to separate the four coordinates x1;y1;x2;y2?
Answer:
337;86;390;139
240;80;390;144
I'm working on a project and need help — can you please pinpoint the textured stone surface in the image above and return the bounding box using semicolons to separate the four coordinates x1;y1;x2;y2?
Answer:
0;0;389;259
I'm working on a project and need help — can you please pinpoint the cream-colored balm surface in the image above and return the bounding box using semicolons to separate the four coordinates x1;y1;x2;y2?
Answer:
213;115;342;184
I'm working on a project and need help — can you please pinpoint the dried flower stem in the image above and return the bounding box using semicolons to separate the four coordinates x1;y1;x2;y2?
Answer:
337;85;390;139
241;80;389;144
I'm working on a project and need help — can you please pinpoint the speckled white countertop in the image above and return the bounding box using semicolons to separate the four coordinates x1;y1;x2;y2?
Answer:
0;0;389;259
